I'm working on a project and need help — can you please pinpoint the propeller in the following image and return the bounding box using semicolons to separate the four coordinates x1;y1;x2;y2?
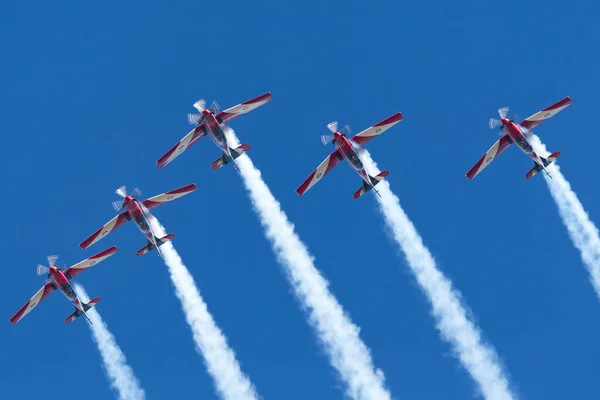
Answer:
112;186;142;210
187;99;221;126
188;99;206;126
489;107;510;131
321;122;352;145
47;255;58;266
37;254;58;276
36;265;49;276
208;100;220;114
327;121;338;133
193;99;206;113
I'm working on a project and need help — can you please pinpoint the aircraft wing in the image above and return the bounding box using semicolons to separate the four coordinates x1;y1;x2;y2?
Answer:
519;97;572;131
64;246;118;280
157;124;207;168
216;92;273;125
296;149;343;196
142;183;197;210
465;134;513;180
350;112;403;147
10;283;56;324
79;212;130;250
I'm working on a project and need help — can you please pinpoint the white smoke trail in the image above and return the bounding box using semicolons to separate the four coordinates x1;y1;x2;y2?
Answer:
225;128;391;400
74;283;146;400
529;134;600;299
149;219;259;400
360;151;516;400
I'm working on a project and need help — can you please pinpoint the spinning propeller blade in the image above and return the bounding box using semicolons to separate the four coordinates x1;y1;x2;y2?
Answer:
326;121;338;133
321;135;334;145
187;113;202;125
498;107;509;119
47;255;58;267
489;118;501;129
193;99;206;113
115;186;127;198
112;201;124;211
37;265;49;276
340;125;351;137
130;187;142;199
208;101;220;114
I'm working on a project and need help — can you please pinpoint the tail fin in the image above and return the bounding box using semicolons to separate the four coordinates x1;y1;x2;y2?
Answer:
66;297;101;324
211;143;251;171
525;151;561;179
136;234;175;256
353;170;389;199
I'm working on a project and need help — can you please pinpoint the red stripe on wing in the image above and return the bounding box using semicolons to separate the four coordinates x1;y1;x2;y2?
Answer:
10;284;55;324
157;125;205;168
465;135;513;180
519;97;572;130
242;92;272;105
217;92;273;124
79;213;129;250
296;170;318;196
296;150;342;196
373;112;404;127
142;183;198;210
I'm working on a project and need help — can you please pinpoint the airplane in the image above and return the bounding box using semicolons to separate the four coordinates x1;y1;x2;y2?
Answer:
79;184;197;258
157;92;273;171
466;97;572;180
296;112;403;199
10;246;118;325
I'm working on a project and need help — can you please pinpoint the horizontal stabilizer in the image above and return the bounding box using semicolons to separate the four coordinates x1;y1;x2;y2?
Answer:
353;170;389;199
211;143;251;171
136;234;175;256
66;297;101;324
525;151;561;179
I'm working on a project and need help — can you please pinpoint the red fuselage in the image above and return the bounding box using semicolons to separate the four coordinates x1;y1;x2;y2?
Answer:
202;110;228;152
501;118;544;165
332;131;369;181
123;196;154;242
48;266;79;305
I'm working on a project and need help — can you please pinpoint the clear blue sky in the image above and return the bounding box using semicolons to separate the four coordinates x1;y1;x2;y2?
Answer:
1;1;599;399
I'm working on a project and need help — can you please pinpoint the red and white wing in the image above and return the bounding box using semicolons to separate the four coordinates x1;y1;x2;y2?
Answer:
216;93;273;125
296;150;343;196
142;183;197;210
80;212;130;250
157;124;207;168
10;283;56;324
465;134;513;180
349;112;403;147
519;97;572;131
64;246;118;280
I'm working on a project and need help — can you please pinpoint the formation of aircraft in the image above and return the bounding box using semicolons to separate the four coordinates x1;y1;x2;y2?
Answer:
11;93;573;325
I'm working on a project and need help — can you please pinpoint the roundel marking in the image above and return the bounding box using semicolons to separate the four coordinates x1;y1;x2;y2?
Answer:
486;156;493;162
317;173;322;178
31;302;37;307
544;112;551;117
167;195;174;200
90;260;96;266
375;128;382;133
101;230;108;236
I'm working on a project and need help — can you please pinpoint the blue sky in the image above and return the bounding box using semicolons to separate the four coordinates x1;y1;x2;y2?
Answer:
1;1;599;399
